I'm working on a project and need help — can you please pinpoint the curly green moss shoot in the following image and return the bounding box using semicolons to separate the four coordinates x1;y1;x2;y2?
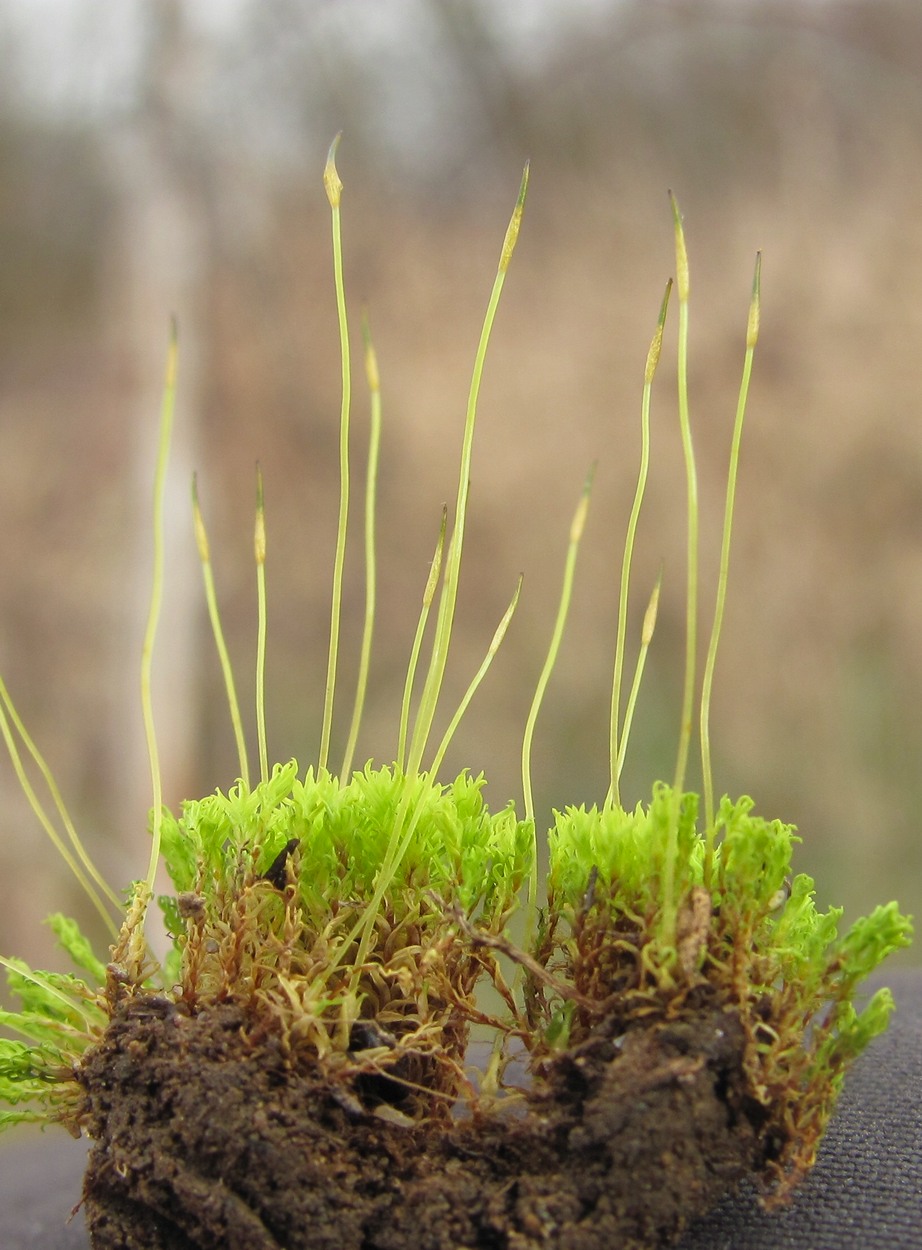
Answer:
0;143;912;1198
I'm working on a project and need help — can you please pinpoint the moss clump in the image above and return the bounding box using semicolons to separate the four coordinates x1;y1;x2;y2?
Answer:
534;786;909;1194
155;761;530;1113
0;143;912;1246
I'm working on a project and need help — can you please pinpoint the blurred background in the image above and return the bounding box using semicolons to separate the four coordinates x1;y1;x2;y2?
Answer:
1;0;920;975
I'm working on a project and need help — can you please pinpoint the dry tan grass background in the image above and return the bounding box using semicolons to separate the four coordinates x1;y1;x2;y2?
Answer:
1;0;920;975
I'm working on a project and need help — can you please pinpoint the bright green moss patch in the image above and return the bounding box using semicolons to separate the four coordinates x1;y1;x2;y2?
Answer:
153;761;532;1102
160;762;530;927
536;785;911;1187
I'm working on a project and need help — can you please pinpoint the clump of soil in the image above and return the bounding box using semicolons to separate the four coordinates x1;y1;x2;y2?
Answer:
78;991;769;1250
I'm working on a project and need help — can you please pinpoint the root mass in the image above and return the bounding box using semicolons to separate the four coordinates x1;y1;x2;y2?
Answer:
78;995;764;1250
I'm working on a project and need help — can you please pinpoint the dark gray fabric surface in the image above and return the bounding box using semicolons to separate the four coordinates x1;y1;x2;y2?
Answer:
0;1128;89;1248
1;970;919;1249
678;967;922;1250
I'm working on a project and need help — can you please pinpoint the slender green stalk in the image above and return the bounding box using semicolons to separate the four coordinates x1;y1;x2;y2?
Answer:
663;193;697;954
429;574;523;777
607;280;671;808
319;133;351;773
701;253;762;865
522;468;594;918
396;508;447;773
192;475;250;787
616;569;662;783
255;466;269;786
0;677;122;916
670;193;698;799
407;165;529;777
340;317;381;784
0;694;119;936
142;322;178;898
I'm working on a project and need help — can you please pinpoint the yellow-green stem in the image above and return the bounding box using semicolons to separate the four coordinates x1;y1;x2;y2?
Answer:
0;691;119;936
255;466;269;785
407;164;529;778
319;134;351;773
701;252;761;873
522;468;594;925
607;280;671;808
142;322;178;898
429;574;523;777
665;193;697;950
396;508;447;773
616;569;662;783
670;194;697;798
192;475;250;787
340;317;381;784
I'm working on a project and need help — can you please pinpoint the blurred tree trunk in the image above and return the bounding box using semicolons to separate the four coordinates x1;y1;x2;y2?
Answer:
101;0;210;891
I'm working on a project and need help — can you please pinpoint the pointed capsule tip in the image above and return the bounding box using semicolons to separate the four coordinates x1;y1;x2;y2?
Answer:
254;467;267;564
164;318;179;388
641;573;662;646
645;280;674;381
363;320;380;393
570;464;596;542
498;163;531;272
668;192;689;300
192;473;209;560
324;133;344;207
747;253;762;348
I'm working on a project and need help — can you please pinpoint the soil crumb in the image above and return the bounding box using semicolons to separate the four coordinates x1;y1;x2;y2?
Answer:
78;995;763;1250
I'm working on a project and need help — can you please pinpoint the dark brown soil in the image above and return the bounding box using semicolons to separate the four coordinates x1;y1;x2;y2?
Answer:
77;993;766;1250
